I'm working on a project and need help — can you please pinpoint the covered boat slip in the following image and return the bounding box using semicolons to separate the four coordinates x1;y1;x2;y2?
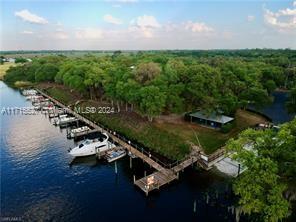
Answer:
189;111;234;128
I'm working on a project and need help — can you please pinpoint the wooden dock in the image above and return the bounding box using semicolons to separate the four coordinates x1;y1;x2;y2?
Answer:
36;89;221;196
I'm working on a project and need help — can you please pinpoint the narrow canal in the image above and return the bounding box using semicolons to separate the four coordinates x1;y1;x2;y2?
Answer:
0;81;245;222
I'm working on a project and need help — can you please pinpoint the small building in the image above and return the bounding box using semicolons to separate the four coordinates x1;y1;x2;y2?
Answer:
189;111;234;128
8;58;15;63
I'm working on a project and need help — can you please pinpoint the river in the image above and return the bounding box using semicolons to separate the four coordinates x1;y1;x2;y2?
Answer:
0;81;256;222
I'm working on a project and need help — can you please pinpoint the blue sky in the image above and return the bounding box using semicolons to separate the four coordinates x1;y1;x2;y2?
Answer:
1;0;295;50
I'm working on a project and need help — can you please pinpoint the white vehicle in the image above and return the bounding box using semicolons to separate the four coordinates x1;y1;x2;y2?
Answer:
69;133;110;157
69;126;90;138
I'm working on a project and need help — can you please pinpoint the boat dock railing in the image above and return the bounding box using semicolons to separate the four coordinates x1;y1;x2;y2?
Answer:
35;88;227;195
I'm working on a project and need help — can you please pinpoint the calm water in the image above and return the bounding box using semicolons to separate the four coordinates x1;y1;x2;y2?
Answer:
1;81;241;222
250;91;294;124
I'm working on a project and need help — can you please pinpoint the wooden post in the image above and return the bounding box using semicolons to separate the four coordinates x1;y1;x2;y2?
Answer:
193;200;196;213
129;156;132;169
144;171;146;177
133;175;136;184
115;161;118;174
237;164;241;176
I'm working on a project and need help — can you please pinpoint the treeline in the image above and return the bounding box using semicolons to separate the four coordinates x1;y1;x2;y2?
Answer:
4;50;296;121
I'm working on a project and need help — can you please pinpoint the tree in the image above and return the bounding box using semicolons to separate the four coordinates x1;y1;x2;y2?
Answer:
226;120;296;222
232;157;289;222
286;87;296;113
139;86;166;122
134;62;161;85
15;57;27;63
35;63;59;82
264;80;277;94
84;64;105;100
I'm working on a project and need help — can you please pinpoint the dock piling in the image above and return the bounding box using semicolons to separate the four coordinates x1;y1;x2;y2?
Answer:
115;161;118;174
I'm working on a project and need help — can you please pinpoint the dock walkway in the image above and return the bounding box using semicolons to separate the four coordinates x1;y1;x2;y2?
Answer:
36;89;221;196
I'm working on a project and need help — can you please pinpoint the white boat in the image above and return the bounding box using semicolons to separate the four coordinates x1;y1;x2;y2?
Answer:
31;96;44;103
69;133;110;157
25;95;37;100
53;114;76;125
49;112;59;118
106;148;126;162
69;126;90;138
42;105;54;111
56;116;77;126
22;89;37;96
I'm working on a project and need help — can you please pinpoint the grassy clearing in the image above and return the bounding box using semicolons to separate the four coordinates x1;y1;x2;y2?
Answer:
0;62;16;80
14;81;34;88
156;109;267;154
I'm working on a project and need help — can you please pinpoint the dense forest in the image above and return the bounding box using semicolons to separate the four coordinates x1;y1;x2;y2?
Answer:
4;50;296;121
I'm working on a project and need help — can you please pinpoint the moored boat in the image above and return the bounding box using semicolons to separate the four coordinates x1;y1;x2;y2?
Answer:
69;133;111;157
69;126;91;138
106;148;126;162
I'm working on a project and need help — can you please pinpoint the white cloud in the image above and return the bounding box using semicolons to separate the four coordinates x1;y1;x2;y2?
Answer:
21;30;34;34
185;21;213;33
53;32;69;40
133;15;161;28
75;28;103;39
103;14;123;25
112;4;121;8
247;15;255;22
129;15;161;38
264;2;296;30
294;1;296;7
15;9;48;25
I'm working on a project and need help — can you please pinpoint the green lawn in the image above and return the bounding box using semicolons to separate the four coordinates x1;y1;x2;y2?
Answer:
77;101;190;161
156;109;267;154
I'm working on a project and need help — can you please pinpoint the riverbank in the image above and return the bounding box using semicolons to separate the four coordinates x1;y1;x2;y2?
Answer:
1;81;240;222
36;83;268;159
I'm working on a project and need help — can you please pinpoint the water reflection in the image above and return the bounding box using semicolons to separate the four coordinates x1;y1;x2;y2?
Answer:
69;156;98;167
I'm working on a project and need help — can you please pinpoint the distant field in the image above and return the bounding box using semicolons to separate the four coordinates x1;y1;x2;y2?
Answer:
0;62;15;80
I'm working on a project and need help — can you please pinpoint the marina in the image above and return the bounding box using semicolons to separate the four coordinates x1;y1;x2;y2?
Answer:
1;81;240;222
20;89;232;196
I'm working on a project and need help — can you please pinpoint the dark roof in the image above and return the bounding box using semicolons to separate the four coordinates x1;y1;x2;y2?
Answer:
189;111;234;124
